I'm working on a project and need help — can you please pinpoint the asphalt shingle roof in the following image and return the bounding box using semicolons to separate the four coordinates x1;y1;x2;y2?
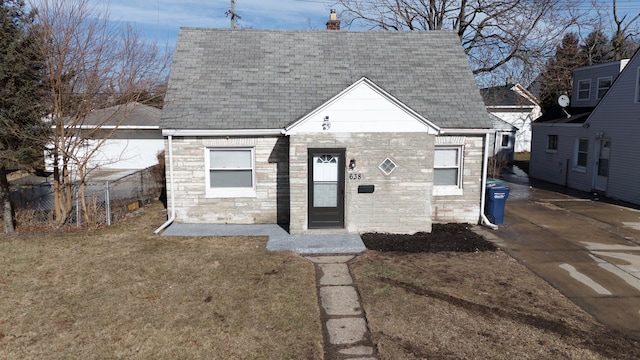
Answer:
79;102;161;127
161;28;492;130
480;85;537;107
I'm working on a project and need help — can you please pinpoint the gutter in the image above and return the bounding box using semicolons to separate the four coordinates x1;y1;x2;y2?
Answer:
480;132;498;230
162;129;284;137
154;134;176;234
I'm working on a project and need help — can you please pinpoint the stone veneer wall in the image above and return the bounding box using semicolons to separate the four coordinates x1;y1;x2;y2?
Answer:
431;135;485;224
289;132;434;234
166;136;289;224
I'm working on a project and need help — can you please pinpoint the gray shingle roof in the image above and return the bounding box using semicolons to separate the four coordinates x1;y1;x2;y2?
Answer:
79;102;161;127
161;28;492;130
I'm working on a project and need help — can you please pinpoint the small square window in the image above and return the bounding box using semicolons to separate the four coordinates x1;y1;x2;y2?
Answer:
379;158;397;175
578;79;590;100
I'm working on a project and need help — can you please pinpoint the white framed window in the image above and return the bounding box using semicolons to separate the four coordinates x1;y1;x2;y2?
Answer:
433;146;463;195
501;134;510;147
547;135;558;152
577;79;591;100
205;147;256;198
597;77;612;99
636;67;640;103
378;158;397;175
573;138;588;171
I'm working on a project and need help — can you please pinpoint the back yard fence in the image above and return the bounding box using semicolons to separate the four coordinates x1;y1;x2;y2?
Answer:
10;166;164;228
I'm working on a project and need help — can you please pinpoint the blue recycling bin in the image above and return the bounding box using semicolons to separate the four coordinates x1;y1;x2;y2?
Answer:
486;181;510;224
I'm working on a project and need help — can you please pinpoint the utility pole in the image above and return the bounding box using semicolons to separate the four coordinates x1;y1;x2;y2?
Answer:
225;0;241;29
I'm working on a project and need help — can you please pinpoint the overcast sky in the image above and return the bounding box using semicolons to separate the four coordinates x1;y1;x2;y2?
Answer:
108;0;336;46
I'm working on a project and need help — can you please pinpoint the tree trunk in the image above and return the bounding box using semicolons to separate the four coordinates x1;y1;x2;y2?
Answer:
0;167;16;233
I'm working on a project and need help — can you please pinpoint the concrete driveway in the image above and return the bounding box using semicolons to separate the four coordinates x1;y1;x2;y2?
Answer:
478;177;640;339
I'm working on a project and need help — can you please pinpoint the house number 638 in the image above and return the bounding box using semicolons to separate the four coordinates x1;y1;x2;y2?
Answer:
349;173;362;180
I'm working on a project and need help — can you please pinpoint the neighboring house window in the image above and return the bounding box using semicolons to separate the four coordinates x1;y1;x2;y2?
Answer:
433;146;463;195
547;135;558;152
574;138;588;170
577;79;590;100
501;134;510;147
636;67;640;103
597;77;612;99
205;148;255;197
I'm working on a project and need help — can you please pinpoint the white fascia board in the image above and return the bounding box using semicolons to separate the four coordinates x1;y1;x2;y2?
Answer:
284;77;440;135
438;128;494;135
53;125;160;130
162;129;285;137
486;105;535;110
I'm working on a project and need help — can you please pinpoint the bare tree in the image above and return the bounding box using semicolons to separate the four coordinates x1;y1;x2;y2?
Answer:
333;0;581;82
32;0;170;226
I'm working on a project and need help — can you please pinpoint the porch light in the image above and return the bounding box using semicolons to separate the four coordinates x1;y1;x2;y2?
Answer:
322;116;331;131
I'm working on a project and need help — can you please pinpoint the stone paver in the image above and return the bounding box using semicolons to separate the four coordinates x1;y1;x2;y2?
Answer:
326;318;368;345
306;255;378;359
318;263;353;285
320;286;362;315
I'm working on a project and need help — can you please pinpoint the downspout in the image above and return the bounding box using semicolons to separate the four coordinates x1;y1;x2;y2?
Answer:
154;135;176;234
480;132;498;230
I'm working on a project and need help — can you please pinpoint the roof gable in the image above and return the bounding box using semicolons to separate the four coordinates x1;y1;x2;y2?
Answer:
584;48;640;127
285;78;439;135
161;29;492;131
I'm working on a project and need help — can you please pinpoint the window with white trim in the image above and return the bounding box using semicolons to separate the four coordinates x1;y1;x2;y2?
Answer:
574;138;588;170
577;79;591;100
597;77;611;99
501;134;510;147
205;147;256;197
636;67;640;103
433;146;463;195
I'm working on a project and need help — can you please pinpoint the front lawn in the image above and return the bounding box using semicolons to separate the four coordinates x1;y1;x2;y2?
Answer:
0;202;323;359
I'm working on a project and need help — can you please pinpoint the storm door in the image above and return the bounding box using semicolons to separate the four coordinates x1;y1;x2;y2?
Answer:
308;149;345;229
594;139;611;191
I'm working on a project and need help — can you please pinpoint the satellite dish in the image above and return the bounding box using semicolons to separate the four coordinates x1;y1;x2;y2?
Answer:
558;95;570;108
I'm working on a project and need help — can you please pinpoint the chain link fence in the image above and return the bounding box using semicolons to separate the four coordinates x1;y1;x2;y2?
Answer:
10;167;164;227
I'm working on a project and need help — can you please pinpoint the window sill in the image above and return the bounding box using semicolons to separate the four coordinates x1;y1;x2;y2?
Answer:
206;188;257;198
545;149;558;154
433;187;464;196
572;167;587;174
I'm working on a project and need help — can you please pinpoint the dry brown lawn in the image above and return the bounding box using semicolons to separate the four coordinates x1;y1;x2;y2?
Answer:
0;202;323;359
351;250;640;359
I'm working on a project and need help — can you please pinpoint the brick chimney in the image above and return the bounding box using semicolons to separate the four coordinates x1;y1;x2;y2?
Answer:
326;9;340;30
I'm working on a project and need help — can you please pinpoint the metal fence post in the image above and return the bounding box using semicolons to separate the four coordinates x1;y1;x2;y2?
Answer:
75;193;80;227
105;181;111;226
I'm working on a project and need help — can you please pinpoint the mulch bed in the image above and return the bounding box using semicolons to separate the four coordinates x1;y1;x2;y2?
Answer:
361;223;497;253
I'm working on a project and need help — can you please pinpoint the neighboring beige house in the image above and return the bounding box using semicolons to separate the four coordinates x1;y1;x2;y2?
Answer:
158;27;496;235
481;83;542;153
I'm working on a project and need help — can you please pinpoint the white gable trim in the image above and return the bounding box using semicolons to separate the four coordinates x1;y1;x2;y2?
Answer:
284;77;440;135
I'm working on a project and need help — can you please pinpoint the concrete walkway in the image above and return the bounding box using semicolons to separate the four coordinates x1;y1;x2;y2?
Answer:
161;223;366;254
306;255;378;360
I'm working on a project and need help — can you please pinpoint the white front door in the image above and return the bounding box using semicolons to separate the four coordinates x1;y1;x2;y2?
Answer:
594;139;611;192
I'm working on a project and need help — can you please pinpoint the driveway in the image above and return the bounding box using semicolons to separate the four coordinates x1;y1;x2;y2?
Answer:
478;174;640;339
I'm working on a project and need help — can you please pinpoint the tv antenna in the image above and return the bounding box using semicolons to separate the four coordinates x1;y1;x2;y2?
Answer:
225;0;241;29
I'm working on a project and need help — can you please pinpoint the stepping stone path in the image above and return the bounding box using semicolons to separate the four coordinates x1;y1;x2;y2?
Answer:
306;255;378;360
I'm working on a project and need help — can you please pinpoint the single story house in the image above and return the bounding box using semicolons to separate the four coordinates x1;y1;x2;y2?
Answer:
481;83;541;153
530;52;639;204
46;102;164;173
158;27;496;234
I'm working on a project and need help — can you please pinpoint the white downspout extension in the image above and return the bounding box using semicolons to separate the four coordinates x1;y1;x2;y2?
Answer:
154;135;176;234
480;132;499;230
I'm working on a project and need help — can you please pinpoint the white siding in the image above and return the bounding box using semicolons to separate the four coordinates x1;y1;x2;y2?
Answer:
287;80;438;134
